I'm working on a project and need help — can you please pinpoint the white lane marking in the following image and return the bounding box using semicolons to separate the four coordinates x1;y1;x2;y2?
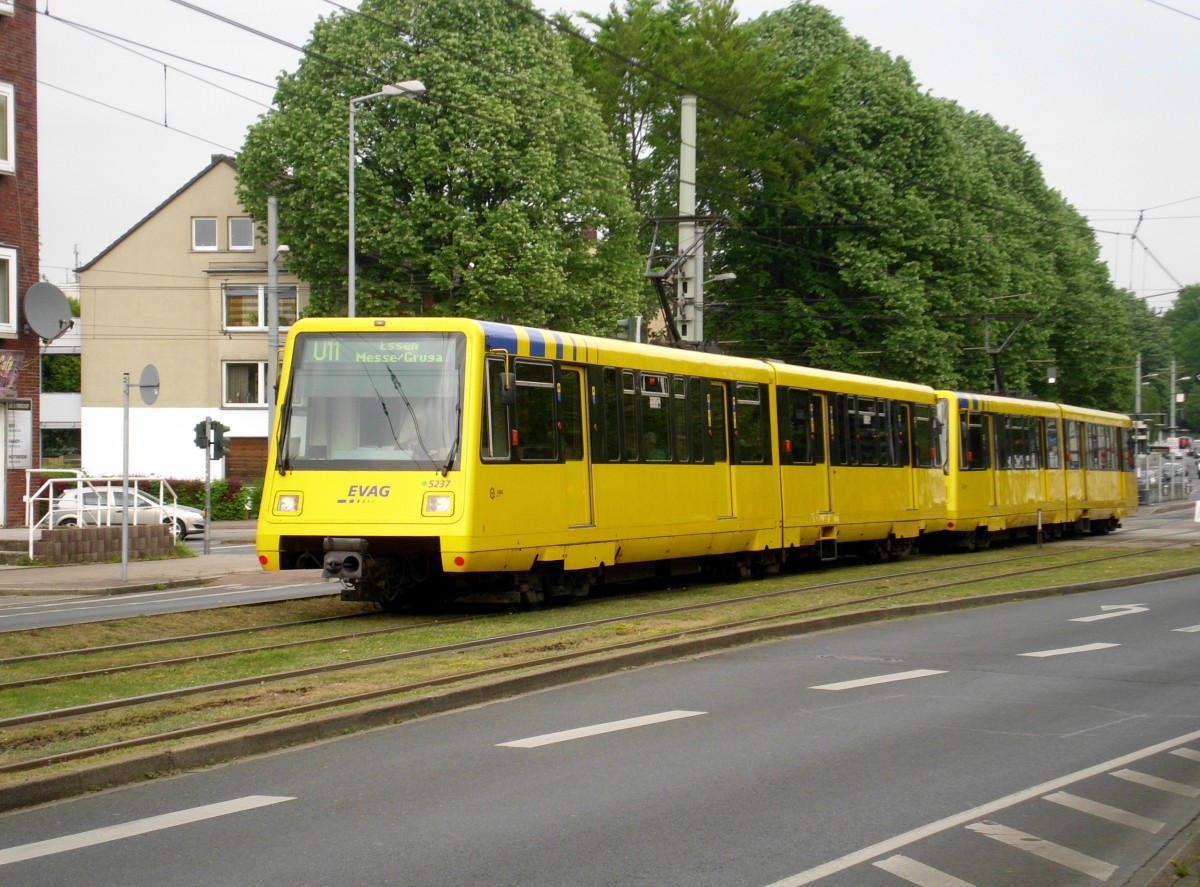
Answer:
0;795;294;866
758;726;1200;887
964;821;1117;880
1070;605;1148;622
1042;791;1164;833
873;854;978;886
497;710;705;749
1020;643;1120;658
810;669;947;691
1173;625;1200;633
1111;768;1200;797
1171;747;1200;762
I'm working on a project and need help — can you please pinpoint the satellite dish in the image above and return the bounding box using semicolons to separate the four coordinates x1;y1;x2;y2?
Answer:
139;364;160;406
24;282;73;344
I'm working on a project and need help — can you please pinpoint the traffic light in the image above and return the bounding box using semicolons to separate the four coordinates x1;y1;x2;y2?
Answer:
211;421;232;460
194;420;208;450
615;315;642;342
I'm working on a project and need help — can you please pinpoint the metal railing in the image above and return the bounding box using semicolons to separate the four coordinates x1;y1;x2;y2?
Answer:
1137;453;1194;506
23;471;182;561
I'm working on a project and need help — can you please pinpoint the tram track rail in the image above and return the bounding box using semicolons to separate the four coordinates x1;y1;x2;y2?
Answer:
1;540;1193;778
0;541;1147;694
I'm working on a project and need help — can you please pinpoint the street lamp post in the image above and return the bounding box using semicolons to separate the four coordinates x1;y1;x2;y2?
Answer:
348;79;426;319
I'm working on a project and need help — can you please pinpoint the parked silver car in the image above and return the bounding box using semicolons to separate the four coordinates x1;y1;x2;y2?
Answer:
52;486;205;538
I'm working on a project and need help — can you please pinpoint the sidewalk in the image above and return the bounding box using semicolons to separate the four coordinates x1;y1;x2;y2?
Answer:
0;520;273;597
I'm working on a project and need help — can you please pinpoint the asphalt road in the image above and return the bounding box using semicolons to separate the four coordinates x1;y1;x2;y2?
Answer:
3;571;1199;886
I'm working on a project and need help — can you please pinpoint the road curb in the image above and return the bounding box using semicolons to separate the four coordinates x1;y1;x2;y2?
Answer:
4;564;1200;814
0;575;227;597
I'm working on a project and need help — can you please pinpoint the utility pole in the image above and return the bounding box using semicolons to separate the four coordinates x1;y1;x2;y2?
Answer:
1169;356;1178;434
1135;352;1142;415
676;96;704;346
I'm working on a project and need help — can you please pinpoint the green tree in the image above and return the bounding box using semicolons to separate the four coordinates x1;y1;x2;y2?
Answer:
236;0;646;332
1162;284;1200;378
41;354;81;394
572;1;1152;407
565;0;832;335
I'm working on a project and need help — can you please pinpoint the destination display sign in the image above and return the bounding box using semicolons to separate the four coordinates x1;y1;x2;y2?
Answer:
301;334;461;366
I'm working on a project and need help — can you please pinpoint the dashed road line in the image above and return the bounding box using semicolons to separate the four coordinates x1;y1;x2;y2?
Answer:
0;795;295;866
496;710;705;749
1019;642;1120;658
809;669;947;691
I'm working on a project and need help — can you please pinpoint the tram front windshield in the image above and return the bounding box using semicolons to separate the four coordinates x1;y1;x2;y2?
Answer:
278;332;465;472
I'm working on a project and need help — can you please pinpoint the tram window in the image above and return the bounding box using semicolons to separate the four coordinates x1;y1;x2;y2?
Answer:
781;387;814;465
912;403;939;468
1046;418;1061;469
734;383;766;463
996;415;1040;470
560;368;584;461
830;395;850;466
601;367;621;462
810;394;826;464
514;360;557;461
1088;423;1116;470
673;376;690;463
853;396;881;466
622;369;638;461
688;377;706;463
891;402;910;467
1030;418;1044;469
1122;427;1135;471
1065;420;1082;469
709;383;728;462
641;372;671;461
480;357;511;461
960;411;990;470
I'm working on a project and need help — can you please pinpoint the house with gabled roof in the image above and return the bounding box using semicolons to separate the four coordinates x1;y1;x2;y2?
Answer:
77;154;308;483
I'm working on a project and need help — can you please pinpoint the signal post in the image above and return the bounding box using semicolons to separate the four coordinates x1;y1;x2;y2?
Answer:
192;417;230;554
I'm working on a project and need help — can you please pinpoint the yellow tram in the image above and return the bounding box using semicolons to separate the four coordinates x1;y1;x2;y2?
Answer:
256;317;1137;606
936;391;1137;547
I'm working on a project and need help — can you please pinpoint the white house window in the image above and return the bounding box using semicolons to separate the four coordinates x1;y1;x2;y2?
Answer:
0;247;16;333
0;2;13;16
192;217;218;251
0;82;14;175
224;361;265;406
229;217;255;251
223;284;297;330
0;246;14;333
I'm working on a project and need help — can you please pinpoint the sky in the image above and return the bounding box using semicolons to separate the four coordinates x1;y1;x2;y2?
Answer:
33;0;1200;314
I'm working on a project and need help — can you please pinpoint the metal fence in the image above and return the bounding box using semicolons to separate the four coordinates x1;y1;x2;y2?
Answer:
1137;453;1194;506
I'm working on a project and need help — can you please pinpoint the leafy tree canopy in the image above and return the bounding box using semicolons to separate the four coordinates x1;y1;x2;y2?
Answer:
571;0;1154;410
236;0;648;332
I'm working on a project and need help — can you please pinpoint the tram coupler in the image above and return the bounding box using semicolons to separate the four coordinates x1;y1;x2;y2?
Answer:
323;537;368;581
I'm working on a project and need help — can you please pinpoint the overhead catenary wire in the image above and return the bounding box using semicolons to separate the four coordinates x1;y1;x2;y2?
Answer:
33;0;1196;302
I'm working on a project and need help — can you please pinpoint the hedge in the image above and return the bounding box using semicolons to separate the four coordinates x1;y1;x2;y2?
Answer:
167;478;263;521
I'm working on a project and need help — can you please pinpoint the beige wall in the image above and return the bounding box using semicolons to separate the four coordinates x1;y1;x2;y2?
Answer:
78;159;309;478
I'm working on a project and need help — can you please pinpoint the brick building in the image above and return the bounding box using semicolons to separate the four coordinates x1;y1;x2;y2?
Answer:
0;0;45;525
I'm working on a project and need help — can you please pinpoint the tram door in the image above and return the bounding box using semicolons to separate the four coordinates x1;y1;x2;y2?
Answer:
560;367;594;527
709;382;735;518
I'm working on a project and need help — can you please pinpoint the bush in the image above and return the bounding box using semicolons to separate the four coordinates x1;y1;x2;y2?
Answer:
167;478;262;521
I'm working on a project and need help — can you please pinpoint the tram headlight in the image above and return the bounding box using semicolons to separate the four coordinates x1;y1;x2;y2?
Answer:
275;494;301;514
423;493;454;516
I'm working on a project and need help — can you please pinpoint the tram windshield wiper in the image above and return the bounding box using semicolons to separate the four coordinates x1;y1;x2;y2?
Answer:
441;404;461;477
